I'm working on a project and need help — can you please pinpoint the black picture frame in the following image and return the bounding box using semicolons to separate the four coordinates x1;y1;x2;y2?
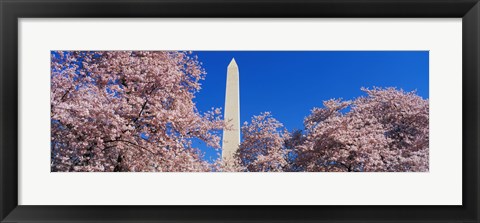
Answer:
1;0;479;222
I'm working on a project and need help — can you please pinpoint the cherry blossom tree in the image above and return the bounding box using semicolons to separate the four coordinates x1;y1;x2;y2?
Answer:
295;87;429;172
235;112;290;172
51;51;224;172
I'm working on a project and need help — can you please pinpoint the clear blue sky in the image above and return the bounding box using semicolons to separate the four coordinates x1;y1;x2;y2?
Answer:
189;51;429;162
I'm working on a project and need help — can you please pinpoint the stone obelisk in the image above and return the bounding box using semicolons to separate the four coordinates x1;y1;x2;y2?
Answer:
222;58;240;162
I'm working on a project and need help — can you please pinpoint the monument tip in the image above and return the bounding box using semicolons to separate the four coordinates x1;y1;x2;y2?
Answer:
228;58;238;67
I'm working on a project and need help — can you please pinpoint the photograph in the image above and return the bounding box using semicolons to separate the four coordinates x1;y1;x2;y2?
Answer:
50;51;429;172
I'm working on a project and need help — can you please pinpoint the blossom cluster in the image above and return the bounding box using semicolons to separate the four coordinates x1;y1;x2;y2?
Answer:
235;88;429;172
51;51;224;172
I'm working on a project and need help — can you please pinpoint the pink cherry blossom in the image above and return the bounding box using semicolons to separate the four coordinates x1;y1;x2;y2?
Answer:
295;87;429;172
235;112;290;172
51;51;225;172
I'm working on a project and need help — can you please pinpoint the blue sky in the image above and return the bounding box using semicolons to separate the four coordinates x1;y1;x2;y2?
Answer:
189;51;429;162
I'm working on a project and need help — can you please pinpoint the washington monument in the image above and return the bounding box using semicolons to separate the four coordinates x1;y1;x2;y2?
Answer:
222;58;240;162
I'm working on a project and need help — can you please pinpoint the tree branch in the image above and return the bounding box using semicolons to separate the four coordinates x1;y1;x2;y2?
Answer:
104;139;156;155
133;100;148;123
